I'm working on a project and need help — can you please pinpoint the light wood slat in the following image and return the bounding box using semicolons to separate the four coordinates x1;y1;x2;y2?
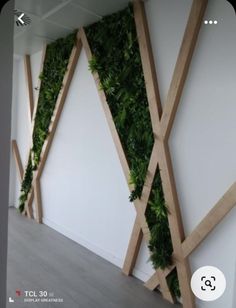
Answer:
156;139;195;307
145;264;176;290
133;0;162;135
36;39;82;179
81;26;152;243
80;28;131;184
144;180;236;290
25;187;34;219
24;55;34;121
34;179;42;224
81;27;175;302
25;36;82;215
182;182;236;258
160;0;208;141
31;44;47;132
122;216;143;276
12;140;24;180
122;142;159;274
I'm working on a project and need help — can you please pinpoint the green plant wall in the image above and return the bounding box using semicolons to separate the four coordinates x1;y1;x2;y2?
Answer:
85;4;180;298
19;3;180;299
19;32;77;212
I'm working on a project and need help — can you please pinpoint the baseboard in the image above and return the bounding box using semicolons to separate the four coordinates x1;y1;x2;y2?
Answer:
43;216;124;268
42;216;151;283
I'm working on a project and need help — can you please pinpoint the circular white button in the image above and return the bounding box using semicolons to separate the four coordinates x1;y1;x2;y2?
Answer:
191;266;226;301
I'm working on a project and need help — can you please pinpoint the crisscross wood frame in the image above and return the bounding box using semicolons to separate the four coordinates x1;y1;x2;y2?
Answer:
12;2;236;307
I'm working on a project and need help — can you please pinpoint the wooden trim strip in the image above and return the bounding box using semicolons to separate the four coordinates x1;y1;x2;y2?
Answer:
122;216;143;276
24;55;34;121
144;264;176;290
182;182;236;258
12;140;24;180
133;0;162;135
160;0;208;141
80;28;131;184
31;45;47;132
34;179;43;224
122;142;159;274
82;26;174;303
25;34;82;216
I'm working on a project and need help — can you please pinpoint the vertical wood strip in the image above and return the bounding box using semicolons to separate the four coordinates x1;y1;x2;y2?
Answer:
34;179;42;224
24;55;34;121
12;140;24;180
122;216;143;275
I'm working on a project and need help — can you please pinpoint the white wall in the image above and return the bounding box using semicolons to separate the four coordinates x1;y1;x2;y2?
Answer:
10;48;155;281
40;48;154;281
146;0;236;307
10;0;236;307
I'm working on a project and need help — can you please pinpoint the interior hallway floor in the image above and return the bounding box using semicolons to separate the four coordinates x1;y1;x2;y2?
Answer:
7;208;179;308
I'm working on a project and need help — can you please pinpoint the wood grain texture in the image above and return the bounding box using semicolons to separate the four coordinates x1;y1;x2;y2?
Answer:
124;1;208;306
37;39;82;179
34;179;43;224
122;216;143;276
80;28;131;184
31;44;47;134
81;27;174;302
25;35;82;219
133;0;162;135
12;140;24;180
182;182;236;258
24;55;34;121
160;0;208;141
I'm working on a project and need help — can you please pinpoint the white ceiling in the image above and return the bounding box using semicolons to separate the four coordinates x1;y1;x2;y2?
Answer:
14;0;130;55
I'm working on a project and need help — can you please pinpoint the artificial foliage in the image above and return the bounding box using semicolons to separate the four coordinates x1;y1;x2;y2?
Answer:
85;4;179;297
19;32;77;212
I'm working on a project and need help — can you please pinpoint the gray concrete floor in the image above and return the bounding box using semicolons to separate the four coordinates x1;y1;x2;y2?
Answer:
7;208;179;308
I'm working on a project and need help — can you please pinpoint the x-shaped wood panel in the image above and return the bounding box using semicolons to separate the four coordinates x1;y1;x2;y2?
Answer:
122;1;236;307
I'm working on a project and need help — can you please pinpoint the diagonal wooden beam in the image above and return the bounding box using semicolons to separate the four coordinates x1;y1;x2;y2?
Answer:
124;1;208;307
133;0;162;134
25;34;83;215
31;45;47;132
12;140;24;181
24;55;34;121
122;142;159;274
81;27;174;303
160;0;208;141
145;264;176;291
21;48;47;221
34;179;43;224
80;28;131;184
182;182;236;258
145;182;236;290
81;27;152;243
122;216;143;276
156;2;208;305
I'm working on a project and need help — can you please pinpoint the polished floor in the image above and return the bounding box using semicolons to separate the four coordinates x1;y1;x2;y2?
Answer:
7;208;179;308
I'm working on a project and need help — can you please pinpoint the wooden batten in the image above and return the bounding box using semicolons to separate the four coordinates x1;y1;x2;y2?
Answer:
12;140;24;180
24;55;34;121
25;34;83;220
182;182;236;258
